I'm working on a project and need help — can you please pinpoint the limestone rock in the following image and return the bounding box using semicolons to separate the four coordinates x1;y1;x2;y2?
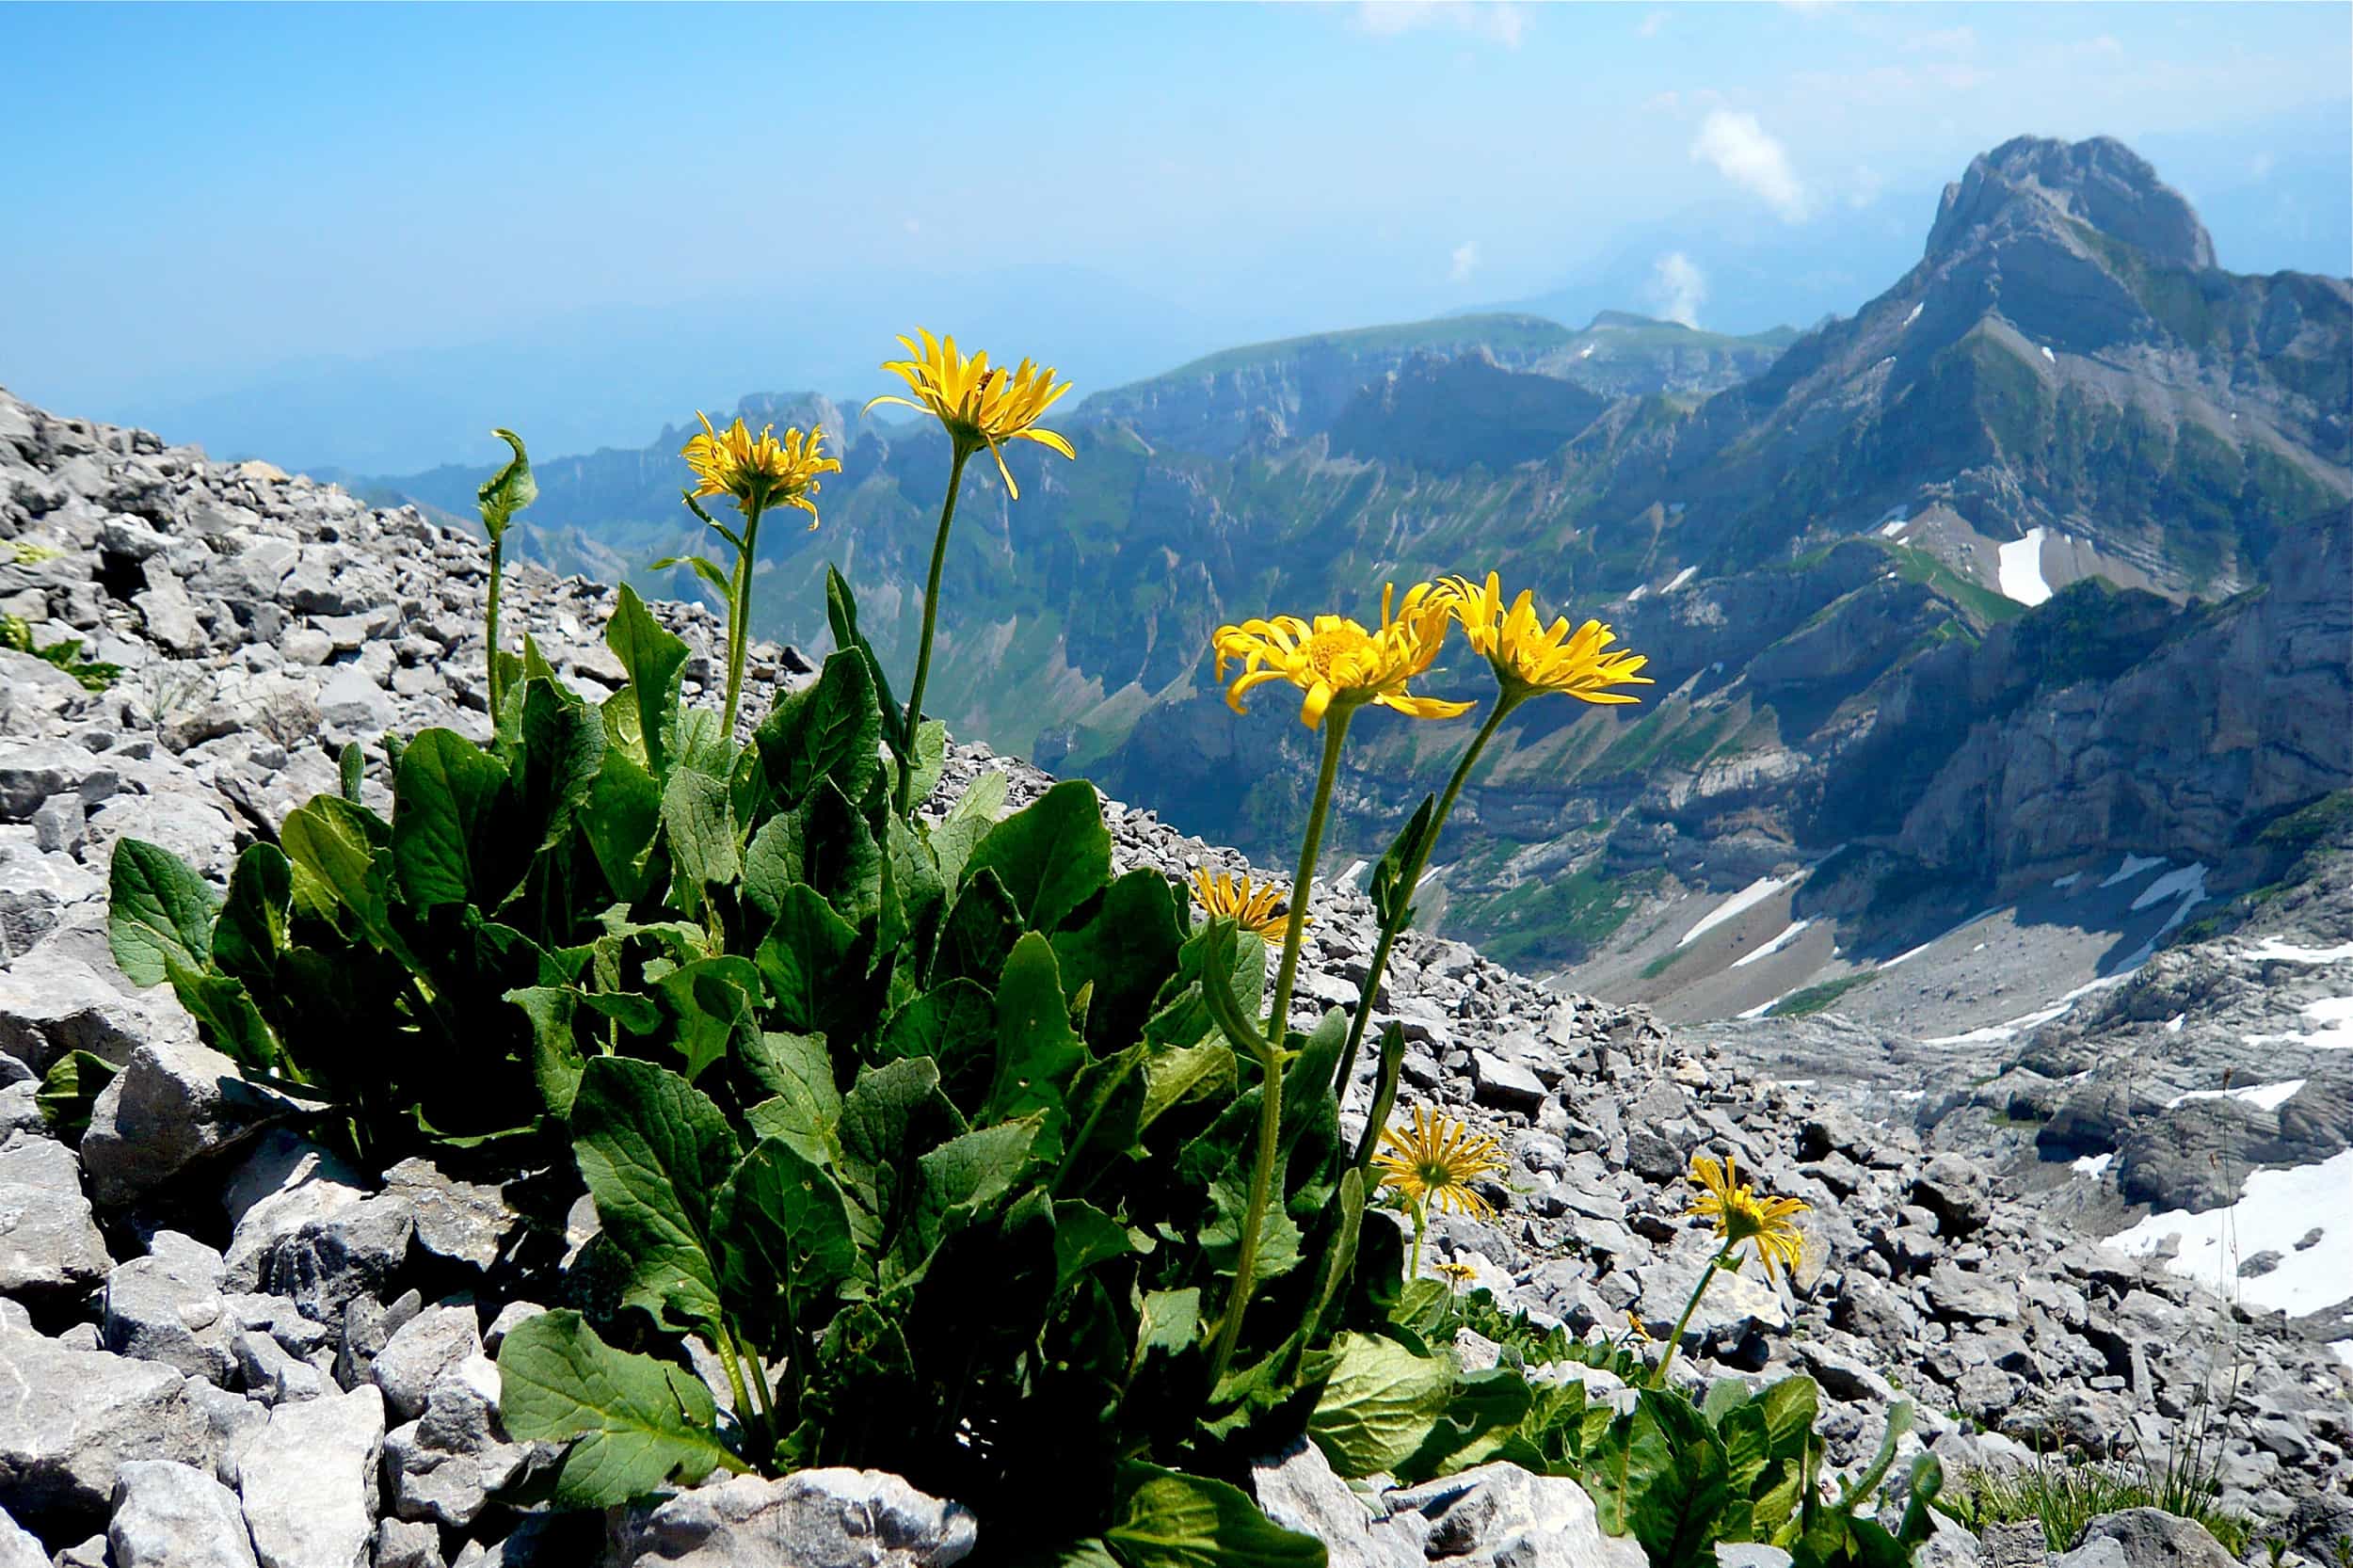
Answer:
109;1459;261;1568
0;1134;111;1298
612;1469;978;1568
234;1384;385;1568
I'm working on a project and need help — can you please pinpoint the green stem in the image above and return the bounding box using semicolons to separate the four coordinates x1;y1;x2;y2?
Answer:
1649;1242;1737;1388
1336;693;1521;1111
1206;1034;1285;1389
1265;707;1355;1037
720;500;767;740
895;442;973;816
1409;1198;1428;1281
711;1323;757;1442
1349;1018;1407;1174
484;534;505;715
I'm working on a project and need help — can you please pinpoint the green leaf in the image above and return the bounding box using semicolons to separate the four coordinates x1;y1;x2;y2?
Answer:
739;1030;842;1166
604;584;689;779
504;985;586;1118
392;728;513;911
965;779;1112;935
1052;869;1186;1051
1615;1390;1737;1568
514;676;606;854
337;742;364;803
752;649;882;811
933;867;1023;989
907;719;949;805
653;552;734;604
752;885;862;1037
37;1049;120;1139
1306;1332;1459;1479
1393;1367;1533;1485
660;763;740;905
165;960;280;1075
834;1057;968;1264
876;979;996;1106
1134;1288;1203;1369
280;795;397;948
1051;1198;1142;1291
476;427;537;539
107;838;218;987
986;934;1089;1159
931;769;1006;888
494;1309;732;1508
652;955;761;1083
898;1117;1041;1282
569;1057;737;1333
582;747;663;904
716;1135;857;1324
1105;1463;1327;1568
211;843;291;991
1369;793;1435;929
824;564;906;749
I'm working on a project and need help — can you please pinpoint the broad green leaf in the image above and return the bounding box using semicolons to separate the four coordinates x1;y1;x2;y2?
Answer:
476;427;537;538
280;795;397;948
604;584;688;778
897;1117;1041;1283
824;563;905;750
933;867;1022;989
494;1309;732;1508
652;955;761;1083
1616;1390;1736;1568
392;728;512;911
1306;1332;1457;1479
107;838;217;987
834;1057;968;1263
931;768;1006;888
752;885;862;1037
1140;1041;1236;1129
660;764;739;909
716;1136;857;1324
739;1030;842;1166
514;676;606;854
876;979;995;1106
1134;1288;1203;1369
787;780;883;925
1054;1044;1147;1198
165;959;280;1075
211;843;291;991
1052;869;1185;1051
964;778;1112;935
907;718;949;805
582;747;663;904
37;1049;120;1138
1051;1198;1142;1292
986;934;1088;1158
504;984;585;1118
751;649;881;811
1394;1367;1533;1485
1105;1463;1327;1568
569;1057;737;1333
740;810;805;923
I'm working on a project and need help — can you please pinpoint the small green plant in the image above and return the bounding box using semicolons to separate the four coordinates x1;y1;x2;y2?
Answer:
0;613;120;691
475;428;536;714
1934;1457;2252;1557
8;539;62;565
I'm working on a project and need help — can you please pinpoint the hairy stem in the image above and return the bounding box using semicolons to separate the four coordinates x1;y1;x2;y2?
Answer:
1649;1241;1737;1388
484;534;505;715
1206;1035;1285;1389
720;499;767;740
895;442;973;816
1335;693;1519;1108
1265;707;1354;1036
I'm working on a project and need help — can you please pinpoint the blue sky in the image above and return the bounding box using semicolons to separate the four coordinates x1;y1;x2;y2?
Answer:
3;1;2346;472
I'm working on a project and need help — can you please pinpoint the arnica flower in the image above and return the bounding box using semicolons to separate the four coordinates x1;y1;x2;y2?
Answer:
681;413;840;528
1433;1260;1479;1293
1686;1152;1809;1279
1372;1105;1510;1221
1435;572;1653;705
1213;582;1475;730
1190;868;1305;937
865;328;1075;500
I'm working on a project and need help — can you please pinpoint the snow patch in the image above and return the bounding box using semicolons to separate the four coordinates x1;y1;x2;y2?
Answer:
1996;527;2052;607
2166;1079;2306;1113
2105;1150;2353;1317
1923;974;2128;1046
1903;302;1924;328
1879;520;1907;537
2073;1152;2114;1178
2041;345;2056;362
2131;862;2208;913
2299;997;2353;1051
2053;872;2084;889
1663;565;1698;593
1676;875;1796;950
1577;344;1595;360
1627;584;1649;602
1734;920;1815;968
2332;1341;2353;1371
2100;854;2168;889
2249;936;2353;964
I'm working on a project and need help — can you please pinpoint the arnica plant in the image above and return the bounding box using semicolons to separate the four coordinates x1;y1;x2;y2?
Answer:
89;329;1942;1568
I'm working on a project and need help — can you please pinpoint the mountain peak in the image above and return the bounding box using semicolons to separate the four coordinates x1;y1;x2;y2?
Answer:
1927;134;2215;271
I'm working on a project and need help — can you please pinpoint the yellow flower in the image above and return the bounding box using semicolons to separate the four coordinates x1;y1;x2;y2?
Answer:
865;328;1075;500
1435;572;1653;704
1213;582;1475;730
1372;1105;1509;1221
1190;868;1305;937
1686;1153;1809;1278
681;412;840;527
1433;1260;1479;1293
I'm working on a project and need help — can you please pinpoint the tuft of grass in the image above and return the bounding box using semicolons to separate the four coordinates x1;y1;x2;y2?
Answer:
1935;1458;2252;1557
1640;948;1688;981
1767;969;1878;1018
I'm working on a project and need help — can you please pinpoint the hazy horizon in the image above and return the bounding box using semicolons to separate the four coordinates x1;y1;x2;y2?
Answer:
4;0;2347;474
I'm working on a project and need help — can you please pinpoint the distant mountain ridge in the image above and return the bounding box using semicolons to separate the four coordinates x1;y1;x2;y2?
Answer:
355;134;2352;999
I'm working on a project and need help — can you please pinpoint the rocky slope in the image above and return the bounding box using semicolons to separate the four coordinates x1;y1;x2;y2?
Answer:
4;390;2351;1564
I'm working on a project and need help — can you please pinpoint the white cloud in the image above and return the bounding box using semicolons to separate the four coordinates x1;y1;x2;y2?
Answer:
1354;2;1525;47
1646;251;1707;328
1449;240;1481;283
1690;108;1812;223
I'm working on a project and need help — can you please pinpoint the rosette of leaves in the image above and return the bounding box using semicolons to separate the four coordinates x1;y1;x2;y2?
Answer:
101;574;1375;1563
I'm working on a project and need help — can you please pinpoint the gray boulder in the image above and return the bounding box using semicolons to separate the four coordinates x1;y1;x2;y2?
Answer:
372;1302;482;1423
0;946;172;1073
611;1469;978;1567
382;1353;532;1528
109;1459;261;1568
0;1135;111;1298
234;1384;385;1568
104;1230;234;1385
0;1333;224;1519
1386;1462;1648;1568
1252;1436;1427;1568
82;1036;294;1208
376;1517;449;1568
2069;1510;2238;1568
0;1510;41;1568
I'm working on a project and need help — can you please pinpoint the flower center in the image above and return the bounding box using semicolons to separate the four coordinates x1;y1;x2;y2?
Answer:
1305;625;1377;688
